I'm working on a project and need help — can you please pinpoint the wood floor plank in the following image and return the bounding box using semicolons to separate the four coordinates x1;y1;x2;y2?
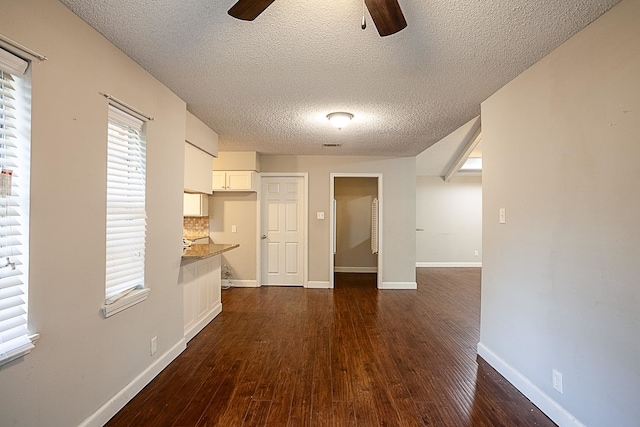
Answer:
105;269;556;427
241;400;272;427
310;377;332;427
287;369;314;427
191;359;247;427
332;401;357;427
352;387;381;427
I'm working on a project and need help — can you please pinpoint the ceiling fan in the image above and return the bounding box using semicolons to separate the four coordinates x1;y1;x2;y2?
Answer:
228;0;407;37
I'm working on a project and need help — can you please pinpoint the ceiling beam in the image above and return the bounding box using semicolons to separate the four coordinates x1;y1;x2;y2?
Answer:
442;116;482;182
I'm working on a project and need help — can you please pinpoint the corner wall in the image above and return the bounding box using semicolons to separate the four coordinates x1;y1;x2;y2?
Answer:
480;1;640;425
0;1;186;425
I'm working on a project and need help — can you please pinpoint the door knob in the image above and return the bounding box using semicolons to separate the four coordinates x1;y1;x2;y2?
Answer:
261;235;267;240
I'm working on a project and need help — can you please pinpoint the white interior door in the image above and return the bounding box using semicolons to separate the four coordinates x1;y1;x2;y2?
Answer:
262;176;304;286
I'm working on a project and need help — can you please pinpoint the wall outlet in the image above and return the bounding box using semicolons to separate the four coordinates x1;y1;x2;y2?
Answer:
231;225;237;233
151;336;158;356
317;211;325;220
552;369;563;394
474;250;479;257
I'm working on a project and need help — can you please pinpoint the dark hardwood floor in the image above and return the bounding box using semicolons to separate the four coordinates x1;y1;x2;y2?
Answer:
106;269;556;426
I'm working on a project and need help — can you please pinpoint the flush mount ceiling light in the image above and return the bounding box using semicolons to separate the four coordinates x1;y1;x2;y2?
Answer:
327;112;354;130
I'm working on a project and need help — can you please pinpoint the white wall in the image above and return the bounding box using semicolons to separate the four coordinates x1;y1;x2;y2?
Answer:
260;155;416;287
480;1;640;425
415;176;482;266
0;1;186;425
209;192;258;282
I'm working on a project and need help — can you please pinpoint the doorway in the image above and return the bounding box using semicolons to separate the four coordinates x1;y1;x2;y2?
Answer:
330;174;383;289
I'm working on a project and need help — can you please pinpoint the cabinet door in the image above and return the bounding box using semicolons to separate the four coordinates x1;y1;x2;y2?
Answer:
184;142;213;193
226;171;252;190
183;193;199;216
195;261;212;319
183;193;209;216
212;171;227;190
210;255;222;308
182;264;197;334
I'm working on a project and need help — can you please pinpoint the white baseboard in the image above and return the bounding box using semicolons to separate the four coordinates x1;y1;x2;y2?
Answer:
184;302;222;342
380;281;418;290
334;266;378;273
79;338;186;427
416;262;482;268
477;342;585;427
231;280;258;287
307;281;331;289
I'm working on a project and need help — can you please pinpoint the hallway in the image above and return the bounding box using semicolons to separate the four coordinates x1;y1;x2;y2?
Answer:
106;269;555;426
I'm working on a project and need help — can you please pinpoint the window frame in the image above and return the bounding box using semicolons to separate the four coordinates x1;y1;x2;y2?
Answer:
0;47;37;366
102;103;150;318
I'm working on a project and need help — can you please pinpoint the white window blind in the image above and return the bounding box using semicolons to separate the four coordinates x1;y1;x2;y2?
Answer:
0;47;33;365
105;105;147;305
371;198;379;255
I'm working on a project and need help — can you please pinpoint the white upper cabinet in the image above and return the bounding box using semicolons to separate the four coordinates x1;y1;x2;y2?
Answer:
212;171;256;191
211;151;259;192
183;193;209;217
184;142;213;194
184;111;218;194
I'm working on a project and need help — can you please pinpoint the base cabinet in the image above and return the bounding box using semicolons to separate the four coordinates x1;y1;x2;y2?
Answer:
182;255;222;341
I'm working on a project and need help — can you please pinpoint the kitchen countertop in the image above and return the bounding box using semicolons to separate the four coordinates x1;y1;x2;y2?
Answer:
182;242;239;260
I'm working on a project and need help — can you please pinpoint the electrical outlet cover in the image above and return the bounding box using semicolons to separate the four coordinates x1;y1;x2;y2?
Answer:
552;369;563;394
151;336;158;356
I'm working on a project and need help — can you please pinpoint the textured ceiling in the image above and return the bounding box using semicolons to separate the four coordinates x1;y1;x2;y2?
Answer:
58;0;619;156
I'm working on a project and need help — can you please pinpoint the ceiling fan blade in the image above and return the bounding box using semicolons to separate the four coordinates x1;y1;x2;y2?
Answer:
364;0;407;37
228;0;276;21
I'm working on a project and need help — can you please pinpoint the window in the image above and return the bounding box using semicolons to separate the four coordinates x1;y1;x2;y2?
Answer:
103;104;149;318
0;47;35;366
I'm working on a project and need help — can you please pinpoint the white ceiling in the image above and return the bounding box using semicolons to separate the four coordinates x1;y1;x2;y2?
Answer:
58;0;619;157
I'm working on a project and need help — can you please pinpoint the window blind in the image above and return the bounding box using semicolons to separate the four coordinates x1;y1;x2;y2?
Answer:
105;105;147;302
371;198;379;255
0;47;33;365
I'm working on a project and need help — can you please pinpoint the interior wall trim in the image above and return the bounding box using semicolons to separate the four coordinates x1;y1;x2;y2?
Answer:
416;262;482;268
334;266;378;273
307;281;331;289
230;280;258;287
185;303;222;342
477;342;586;427
79;339;186;427
380;281;417;290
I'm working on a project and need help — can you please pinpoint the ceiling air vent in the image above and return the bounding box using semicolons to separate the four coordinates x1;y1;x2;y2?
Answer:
323;143;342;147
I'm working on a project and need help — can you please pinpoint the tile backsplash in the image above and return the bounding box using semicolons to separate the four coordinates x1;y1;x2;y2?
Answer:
183;216;209;240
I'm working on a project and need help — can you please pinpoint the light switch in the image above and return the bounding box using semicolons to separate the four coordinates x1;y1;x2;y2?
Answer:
231;225;237;233
317;212;325;220
499;208;506;224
